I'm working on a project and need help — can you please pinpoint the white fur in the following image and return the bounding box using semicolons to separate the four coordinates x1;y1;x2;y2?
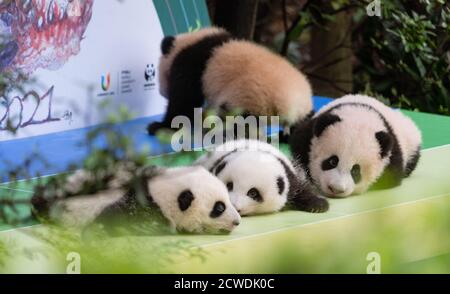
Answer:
149;166;240;233
203;40;312;124
46;166;241;234
310;95;422;197
159;27;313;125
322;95;422;168
49;189;125;228
197;139;299;215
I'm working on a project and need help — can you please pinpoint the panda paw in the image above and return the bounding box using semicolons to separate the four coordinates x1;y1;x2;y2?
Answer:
304;196;329;213
291;194;330;213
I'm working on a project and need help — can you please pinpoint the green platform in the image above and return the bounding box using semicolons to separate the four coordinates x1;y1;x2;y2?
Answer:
0;109;450;273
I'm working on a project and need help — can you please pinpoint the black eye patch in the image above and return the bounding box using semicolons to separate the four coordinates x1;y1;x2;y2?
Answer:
214;161;227;175
351;164;362;184
276;177;285;195
210;201;226;218
178;190;194;211
322;155;339;171
226;181;233;191
247;188;263;202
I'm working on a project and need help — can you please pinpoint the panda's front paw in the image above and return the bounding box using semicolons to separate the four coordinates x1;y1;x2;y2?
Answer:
147;121;167;135
305;196;329;213
291;193;330;213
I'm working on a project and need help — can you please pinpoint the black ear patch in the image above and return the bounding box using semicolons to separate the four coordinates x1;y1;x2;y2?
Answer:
214;161;227;175
161;36;175;55
375;131;393;158
178;190;194;211
276;177;285;195
313;113;341;137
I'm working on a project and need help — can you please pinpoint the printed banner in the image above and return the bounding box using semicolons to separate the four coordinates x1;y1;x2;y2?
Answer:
0;0;166;141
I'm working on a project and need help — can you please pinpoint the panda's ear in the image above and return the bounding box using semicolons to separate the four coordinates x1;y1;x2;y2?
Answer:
375;131;393;158
313;113;341;137
214;161;227;176
178;190;195;211
161;36;175;55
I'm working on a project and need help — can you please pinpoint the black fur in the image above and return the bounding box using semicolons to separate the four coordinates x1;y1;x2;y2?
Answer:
289;117;314;180
209;149;237;173
161;36;175;55
404;146;421;177
93;188;168;236
277;158;329;213
247;188;263;202
276;176;285;195
148;32;232;135
321;155;339;171
279;110;315;143
178;190;195;211
210;201;226;218
375;131;393;158
226;181;233;191
214;161;227;175
313;113;341;137
290;102;407;189
30;186;50;218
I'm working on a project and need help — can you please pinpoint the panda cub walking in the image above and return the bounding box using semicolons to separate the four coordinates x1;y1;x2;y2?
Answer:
196;139;329;215
148;27;313;135
31;165;241;234
289;94;422;197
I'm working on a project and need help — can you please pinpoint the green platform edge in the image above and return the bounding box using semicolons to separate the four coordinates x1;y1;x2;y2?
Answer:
1;109;450;273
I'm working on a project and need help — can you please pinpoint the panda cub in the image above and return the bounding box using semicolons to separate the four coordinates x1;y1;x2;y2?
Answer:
196;139;329;215
31;165;241;234
289;94;422;198
148;27;312;135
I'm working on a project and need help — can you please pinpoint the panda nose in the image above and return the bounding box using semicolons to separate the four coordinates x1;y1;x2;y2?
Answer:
328;185;345;194
232;220;240;226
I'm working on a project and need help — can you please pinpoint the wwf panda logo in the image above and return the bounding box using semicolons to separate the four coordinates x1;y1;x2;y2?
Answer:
145;64;156;82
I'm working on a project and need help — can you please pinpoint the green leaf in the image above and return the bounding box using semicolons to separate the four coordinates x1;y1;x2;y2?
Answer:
413;54;427;77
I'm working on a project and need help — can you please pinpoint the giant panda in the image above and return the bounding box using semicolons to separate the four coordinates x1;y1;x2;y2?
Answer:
289;94;422;198
31;165;241;234
196;139;329;215
148;27;313;135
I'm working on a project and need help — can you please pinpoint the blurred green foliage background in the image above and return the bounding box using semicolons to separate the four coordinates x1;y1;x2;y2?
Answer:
210;0;450;115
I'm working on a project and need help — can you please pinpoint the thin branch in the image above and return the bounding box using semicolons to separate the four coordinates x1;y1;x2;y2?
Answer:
282;0;288;34
305;55;353;73
307;73;350;94
301;23;353;71
280;0;313;56
326;4;361;15
280;0;362;57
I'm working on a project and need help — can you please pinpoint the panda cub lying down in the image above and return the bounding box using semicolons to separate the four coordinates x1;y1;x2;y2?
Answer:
31;165;241;234
290;95;422;198
196;139;329;215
